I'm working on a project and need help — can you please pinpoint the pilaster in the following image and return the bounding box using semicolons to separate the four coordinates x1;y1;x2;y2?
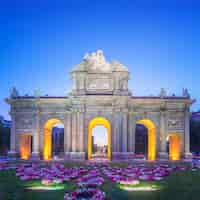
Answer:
122;109;128;152
128;112;136;152
159;111;168;159
184;106;192;158
79;111;85;152
71;111;77;152
31;110;40;159
113;110;120;152
64;112;72;153
8;111;17;157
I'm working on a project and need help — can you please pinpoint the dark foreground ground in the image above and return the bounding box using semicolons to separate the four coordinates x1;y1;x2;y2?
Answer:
0;161;200;200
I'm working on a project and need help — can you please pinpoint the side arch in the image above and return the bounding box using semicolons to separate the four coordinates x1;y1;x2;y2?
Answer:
43;118;63;160
136;119;156;161
88;117;111;160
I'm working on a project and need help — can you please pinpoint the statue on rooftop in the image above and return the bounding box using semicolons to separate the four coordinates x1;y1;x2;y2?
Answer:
34;88;41;98
182;88;190;98
83;49;111;72
10;87;19;98
159;88;167;97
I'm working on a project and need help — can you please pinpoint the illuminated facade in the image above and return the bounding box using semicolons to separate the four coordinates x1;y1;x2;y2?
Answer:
6;50;194;161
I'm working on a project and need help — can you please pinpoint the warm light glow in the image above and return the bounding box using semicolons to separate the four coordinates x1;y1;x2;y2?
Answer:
137;119;156;161
19;134;31;160
26;186;64;191
88;117;111;160
120;185;159;191
43;118;62;161
169;133;181;161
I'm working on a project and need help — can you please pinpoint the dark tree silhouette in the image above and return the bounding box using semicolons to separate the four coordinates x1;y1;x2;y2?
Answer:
0;122;10;155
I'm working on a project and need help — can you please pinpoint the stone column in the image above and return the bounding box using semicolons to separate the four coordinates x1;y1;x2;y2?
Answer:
184;107;192;158
112;111;121;160
31;111;40;159
128;112;136;153
70;110;85;160
71;111;77;152
77;110;85;160
76;112;80;151
70;111;81;160
113;74;120;94
8;112;17;157
159;111;168;159
118;112;123;152
39;127;43;156
79;111;84;152
64;112;72;158
113;111;119;152
122;110;128;152
64;112;72;150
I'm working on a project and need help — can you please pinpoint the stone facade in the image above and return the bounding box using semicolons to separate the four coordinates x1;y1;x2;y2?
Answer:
6;50;194;160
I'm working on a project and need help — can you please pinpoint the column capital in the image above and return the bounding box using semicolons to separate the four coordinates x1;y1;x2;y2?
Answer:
122;108;129;114
129;111;138;117
160;110;167;116
184;104;190;112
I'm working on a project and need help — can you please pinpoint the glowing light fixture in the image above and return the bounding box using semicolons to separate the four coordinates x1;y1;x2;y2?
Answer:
26;185;64;191
119;184;160;191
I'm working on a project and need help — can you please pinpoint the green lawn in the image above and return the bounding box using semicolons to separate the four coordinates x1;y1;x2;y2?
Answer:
0;163;200;200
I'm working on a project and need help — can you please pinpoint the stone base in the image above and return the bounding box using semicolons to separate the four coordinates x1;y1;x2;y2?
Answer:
184;152;193;159
112;152;135;160
7;150;18;159
158;152;169;160
65;152;85;161
31;152;40;160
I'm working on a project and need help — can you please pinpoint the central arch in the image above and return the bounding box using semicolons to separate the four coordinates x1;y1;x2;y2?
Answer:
43;118;63;161
136;119;156;161
88;117;111;160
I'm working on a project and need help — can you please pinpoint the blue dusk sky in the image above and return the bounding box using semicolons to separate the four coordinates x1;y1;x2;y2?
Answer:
93;126;108;147
0;0;200;120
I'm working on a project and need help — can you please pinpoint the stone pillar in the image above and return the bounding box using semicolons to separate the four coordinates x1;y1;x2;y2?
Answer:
113;111;119;152
79;111;85;152
112;111;122;160
128;112;133;152
71;111;77;152
39;127;43;156
184;107;192;158
8;112;17;157
76;110;85;160
31;111;40;159
159;111;168;159
64;112;71;159
69;110;85;160
122;111;128;152
128;112;136;153
76;112;80;151
118;112;123;152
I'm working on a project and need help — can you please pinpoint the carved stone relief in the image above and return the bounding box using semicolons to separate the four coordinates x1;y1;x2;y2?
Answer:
168;117;184;131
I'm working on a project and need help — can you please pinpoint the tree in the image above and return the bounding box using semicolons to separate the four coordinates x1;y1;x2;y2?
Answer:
0;122;10;155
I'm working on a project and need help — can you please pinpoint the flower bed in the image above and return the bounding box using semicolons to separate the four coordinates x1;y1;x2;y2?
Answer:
64;188;105;200
0;161;196;199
